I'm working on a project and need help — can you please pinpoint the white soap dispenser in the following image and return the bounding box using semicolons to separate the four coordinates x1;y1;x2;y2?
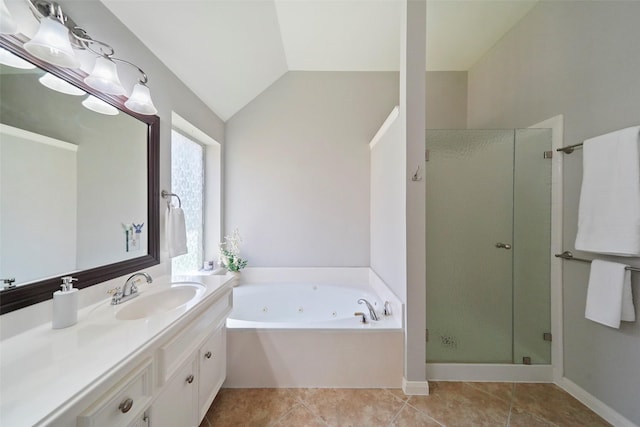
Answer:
52;276;78;329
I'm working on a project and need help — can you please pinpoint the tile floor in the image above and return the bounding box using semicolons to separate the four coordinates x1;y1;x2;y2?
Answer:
199;382;610;427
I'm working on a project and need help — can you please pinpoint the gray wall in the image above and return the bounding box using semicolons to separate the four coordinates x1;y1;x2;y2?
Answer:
426;71;467;129
225;71;398;267
224;70;465;268
467;1;640;423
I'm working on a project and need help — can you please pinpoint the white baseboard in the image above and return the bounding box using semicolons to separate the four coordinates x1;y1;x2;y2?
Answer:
557;377;637;427
402;377;429;395
427;363;553;383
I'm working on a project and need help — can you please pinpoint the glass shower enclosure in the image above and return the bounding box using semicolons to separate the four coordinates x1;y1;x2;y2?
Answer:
425;129;552;365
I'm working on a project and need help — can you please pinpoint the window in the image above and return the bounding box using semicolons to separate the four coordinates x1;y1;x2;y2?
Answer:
170;112;222;275
171;129;204;274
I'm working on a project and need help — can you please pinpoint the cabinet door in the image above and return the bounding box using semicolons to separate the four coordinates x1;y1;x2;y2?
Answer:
127;411;149;427
198;325;227;421
151;355;198;427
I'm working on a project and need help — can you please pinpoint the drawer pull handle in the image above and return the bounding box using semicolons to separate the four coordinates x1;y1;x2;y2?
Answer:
119;397;134;414
186;374;195;384
204;351;212;359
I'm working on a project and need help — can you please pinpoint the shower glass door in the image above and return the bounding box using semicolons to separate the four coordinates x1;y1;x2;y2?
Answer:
426;130;514;363
425;129;552;365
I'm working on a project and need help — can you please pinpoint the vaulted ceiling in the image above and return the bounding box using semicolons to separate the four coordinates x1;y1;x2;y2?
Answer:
101;0;537;121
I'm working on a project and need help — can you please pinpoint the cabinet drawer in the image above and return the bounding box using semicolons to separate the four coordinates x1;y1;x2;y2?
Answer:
77;359;152;427
158;289;232;384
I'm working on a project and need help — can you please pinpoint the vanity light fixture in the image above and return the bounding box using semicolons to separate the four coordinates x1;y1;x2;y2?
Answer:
124;65;158;115
82;95;119;116
0;47;36;69
39;72;85;96
0;0;18;34
24;15;79;68
84;55;126;96
17;0;158;115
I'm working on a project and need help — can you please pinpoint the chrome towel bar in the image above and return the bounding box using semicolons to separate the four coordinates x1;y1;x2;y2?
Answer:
556;142;583;154
161;190;182;208
555;251;640;272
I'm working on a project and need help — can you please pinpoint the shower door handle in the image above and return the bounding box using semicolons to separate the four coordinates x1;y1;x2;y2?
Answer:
495;242;512;250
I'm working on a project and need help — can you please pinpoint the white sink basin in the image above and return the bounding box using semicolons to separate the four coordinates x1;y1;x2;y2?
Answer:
115;282;206;320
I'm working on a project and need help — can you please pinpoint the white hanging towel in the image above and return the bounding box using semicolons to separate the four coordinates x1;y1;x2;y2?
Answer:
575;125;640;256
166;205;188;258
585;260;635;329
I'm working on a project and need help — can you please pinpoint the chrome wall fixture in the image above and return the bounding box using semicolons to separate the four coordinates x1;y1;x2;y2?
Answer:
161;190;182;208
0;0;157;115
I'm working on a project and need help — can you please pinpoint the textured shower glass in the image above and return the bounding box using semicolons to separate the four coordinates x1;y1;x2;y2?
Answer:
425;129;552;365
513;129;552;365
426;130;514;363
171;130;204;274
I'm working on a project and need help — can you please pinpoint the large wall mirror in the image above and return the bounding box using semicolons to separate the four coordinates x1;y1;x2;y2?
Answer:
0;34;159;314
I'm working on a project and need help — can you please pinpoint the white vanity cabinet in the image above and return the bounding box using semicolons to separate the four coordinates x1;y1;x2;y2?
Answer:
1;275;234;427
198;324;227;420
150;324;227;427
150;288;232;427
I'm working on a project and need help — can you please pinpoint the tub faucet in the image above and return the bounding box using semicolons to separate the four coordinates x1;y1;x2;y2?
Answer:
383;301;392;316
358;298;379;321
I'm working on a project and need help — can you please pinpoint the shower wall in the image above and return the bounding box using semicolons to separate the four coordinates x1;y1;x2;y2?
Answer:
426;128;551;365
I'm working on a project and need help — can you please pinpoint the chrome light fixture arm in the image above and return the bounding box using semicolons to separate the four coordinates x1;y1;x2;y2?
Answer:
26;0;115;56
110;57;149;85
22;0;157;115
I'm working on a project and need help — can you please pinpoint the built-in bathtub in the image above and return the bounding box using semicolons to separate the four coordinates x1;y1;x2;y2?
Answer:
224;268;404;388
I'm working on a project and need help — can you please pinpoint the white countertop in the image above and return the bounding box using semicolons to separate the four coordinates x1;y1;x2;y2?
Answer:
0;274;234;427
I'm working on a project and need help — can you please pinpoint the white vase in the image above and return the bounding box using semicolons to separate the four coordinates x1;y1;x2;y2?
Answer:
228;270;241;286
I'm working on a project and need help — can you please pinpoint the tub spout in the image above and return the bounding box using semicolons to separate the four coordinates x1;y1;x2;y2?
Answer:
357;299;379;321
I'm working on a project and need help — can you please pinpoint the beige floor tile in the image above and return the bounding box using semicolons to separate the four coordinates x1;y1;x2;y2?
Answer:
513;383;610;427
390;404;443;427
385;388;410;402
466;382;515;403
297;388;405;427
408;382;510;426
206;388;299;427
272;404;327;427
509;406;557;426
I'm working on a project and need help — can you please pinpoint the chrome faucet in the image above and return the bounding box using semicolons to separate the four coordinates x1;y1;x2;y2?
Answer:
357;298;379;321
2;278;16;290
383;301;392;316
110;272;153;305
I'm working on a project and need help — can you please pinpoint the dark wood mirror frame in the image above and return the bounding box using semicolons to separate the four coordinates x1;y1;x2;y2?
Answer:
0;34;160;315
